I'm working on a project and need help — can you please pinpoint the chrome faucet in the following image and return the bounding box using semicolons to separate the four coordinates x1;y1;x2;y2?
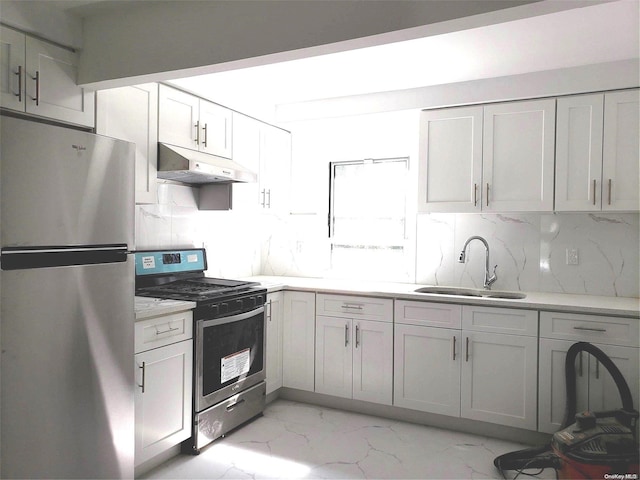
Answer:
458;236;497;290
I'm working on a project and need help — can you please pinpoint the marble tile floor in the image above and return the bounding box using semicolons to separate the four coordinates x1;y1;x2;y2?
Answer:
143;399;557;480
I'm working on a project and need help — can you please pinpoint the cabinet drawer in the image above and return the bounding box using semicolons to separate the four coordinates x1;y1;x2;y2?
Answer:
395;300;462;329
540;311;639;347
316;294;392;322
135;310;193;353
462;306;538;337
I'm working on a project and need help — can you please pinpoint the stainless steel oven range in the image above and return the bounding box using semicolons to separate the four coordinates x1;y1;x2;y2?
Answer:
134;248;267;454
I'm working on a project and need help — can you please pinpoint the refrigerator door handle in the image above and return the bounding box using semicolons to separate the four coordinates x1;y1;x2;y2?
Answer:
1;245;129;270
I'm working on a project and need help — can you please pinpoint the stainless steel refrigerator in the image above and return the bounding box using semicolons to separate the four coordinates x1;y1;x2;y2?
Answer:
0;116;135;479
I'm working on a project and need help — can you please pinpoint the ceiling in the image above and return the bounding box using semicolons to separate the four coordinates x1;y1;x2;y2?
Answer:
165;0;639;119
50;0;639;120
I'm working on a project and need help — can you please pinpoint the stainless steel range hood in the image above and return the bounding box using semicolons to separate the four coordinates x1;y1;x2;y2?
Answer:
157;143;257;184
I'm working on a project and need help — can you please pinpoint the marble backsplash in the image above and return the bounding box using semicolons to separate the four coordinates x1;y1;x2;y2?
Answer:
136;185;639;298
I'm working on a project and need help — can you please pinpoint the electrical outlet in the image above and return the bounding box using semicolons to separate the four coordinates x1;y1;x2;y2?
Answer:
566;248;579;265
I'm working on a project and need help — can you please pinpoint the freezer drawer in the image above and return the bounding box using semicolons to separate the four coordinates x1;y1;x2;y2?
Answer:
192;381;266;453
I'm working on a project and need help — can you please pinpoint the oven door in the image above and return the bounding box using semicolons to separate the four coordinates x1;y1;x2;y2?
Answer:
195;306;265;412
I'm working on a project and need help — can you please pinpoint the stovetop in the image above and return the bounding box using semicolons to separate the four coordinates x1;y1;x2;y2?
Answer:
136;277;262;303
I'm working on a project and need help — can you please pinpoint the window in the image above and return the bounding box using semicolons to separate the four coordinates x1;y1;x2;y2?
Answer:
329;157;409;280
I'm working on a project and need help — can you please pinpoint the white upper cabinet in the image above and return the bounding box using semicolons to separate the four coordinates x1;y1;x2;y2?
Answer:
96;83;158;204
555;94;604;211
482;99;556;212
417;106;483;213
418;99;555;212
0;26;94;127
199;99;232;158
158;84;233;158
602;89;639;211
556;90;639;212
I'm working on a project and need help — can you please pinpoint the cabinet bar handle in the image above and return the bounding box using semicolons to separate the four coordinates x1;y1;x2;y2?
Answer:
155;325;179;335
578;352;583;377
452;335;457;361
266;189;271;208
355;324;360;348
32;71;40;106
608;179;612;205
486;183;490;207
473;184;478;207
266;299;272;322
15;65;22;102
573;326;607;332
342;304;363;310
260;189;266;207
592;179;597;206
202;123;208;147
465;337;470;362
345;323;349;347
138;361;146;393
595;359;600;379
195;120;200;144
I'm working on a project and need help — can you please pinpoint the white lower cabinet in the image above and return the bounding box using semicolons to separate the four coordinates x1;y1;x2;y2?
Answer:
315;294;394;404
538;311;640;434
134;311;193;466
282;291;316;391
265;291;284;394
460;330;537;430
315;315;393;404
394;301;538;430
394;323;461;416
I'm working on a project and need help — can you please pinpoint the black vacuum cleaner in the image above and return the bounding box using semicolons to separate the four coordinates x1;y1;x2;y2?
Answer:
494;341;639;479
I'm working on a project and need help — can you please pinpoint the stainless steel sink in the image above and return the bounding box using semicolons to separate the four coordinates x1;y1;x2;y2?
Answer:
414;286;526;299
414;286;482;296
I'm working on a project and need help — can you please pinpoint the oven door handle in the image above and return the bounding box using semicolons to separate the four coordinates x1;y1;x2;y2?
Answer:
199;306;265;329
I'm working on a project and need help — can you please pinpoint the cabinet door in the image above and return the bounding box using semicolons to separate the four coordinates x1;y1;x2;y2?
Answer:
394;324;461;416
602;89;640;211
199;100;232;158
265;291;284;395
260;124;292;212
134;340;192;466
0;26;25;111
96;83;158;204
282;291;316;391
538;338;589;434
158;85;199;150
25;36;94;127
587;343;639;414
483;99;555;212
315;315;352;399
418;106;483;213
555;94;604;211
231;112;262;210
461;331;537;430
353;319;393;405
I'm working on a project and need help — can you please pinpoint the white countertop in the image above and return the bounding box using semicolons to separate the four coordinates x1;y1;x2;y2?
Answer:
246;276;640;318
134;296;197;320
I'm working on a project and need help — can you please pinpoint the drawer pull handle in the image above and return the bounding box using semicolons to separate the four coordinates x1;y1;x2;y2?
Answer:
465;337;470;362
155;325;180;335
592;179;597;206
342;304;363;310
595;359;600;379
138;361;146;393
226;399;245;411
573;326;607;333
452;335;457;361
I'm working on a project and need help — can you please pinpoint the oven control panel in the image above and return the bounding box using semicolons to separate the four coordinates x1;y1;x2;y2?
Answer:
135;248;207;276
194;292;267;321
